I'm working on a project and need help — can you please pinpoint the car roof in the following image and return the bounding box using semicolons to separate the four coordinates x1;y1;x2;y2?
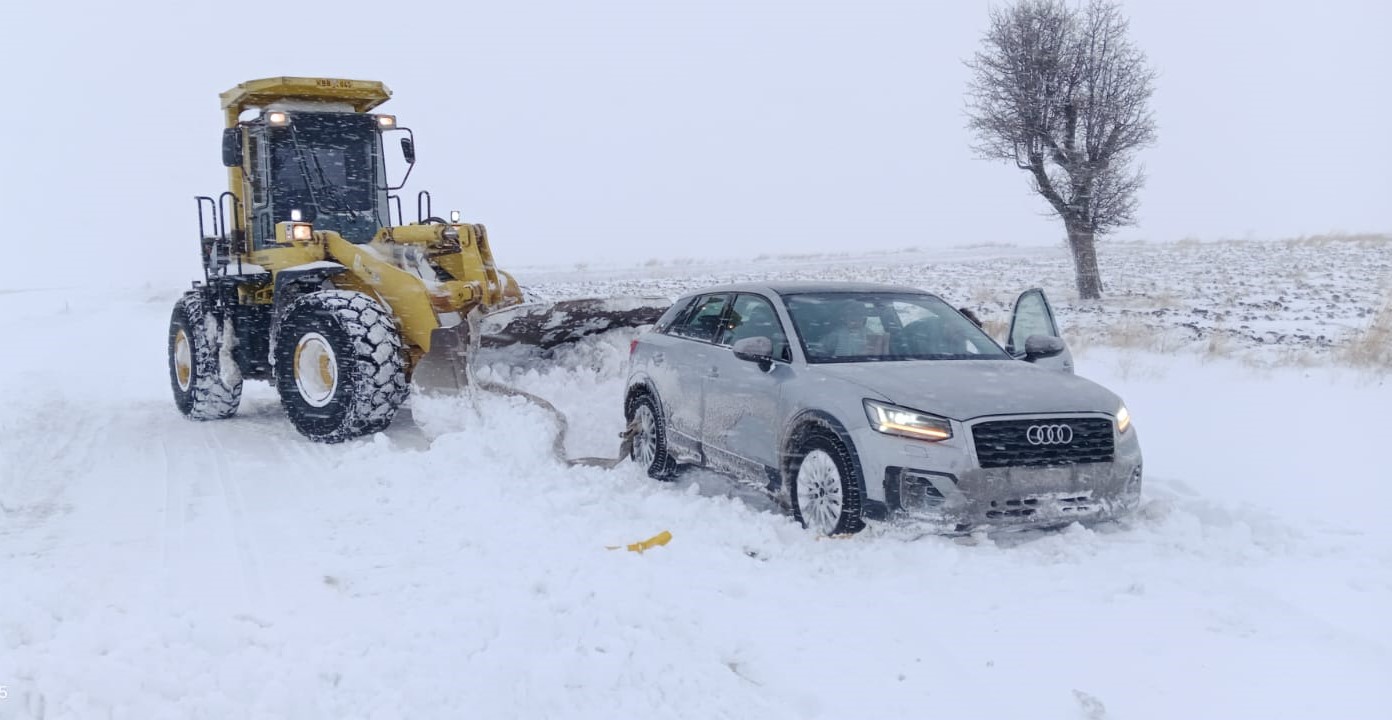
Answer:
676;280;932;299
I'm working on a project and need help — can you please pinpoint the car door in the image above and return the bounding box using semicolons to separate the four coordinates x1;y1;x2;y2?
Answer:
1006;288;1074;373
700;293;790;480
662;293;734;458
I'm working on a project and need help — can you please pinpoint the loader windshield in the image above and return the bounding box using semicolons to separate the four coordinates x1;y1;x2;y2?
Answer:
267;112;388;243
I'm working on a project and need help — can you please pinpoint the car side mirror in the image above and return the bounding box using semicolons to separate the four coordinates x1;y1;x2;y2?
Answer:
732;336;774;369
400;137;416;165
1023;334;1065;361
222;128;242;168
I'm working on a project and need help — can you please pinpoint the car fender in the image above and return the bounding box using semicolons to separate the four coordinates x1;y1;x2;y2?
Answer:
779;408;869;505
624;372;659;413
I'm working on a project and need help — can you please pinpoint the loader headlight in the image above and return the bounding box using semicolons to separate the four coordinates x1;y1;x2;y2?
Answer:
375;114;396;129
1116;404;1132;434
290;223;313;241
267;111;290;127
450;210;461;223
864;399;952;441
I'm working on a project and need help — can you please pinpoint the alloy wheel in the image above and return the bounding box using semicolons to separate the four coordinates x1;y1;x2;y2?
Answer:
797;449;845;534
633;403;657;468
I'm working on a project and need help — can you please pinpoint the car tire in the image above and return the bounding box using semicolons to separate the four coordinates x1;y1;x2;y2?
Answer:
626;391;679;481
274;290;408;443
169;291;242;420
789;429;865;536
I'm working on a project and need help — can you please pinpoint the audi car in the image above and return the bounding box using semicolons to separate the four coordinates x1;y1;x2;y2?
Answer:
623;281;1142;535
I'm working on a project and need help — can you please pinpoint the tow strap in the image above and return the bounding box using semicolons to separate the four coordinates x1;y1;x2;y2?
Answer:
462;309;638;469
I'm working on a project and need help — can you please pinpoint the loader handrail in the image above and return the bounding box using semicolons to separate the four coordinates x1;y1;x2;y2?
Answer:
217;191;245;274
416;190;432;224
388;194;403;226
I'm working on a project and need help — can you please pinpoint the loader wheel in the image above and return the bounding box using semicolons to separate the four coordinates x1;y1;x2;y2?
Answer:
274;290;408;443
169;292;242;420
625;392;679;481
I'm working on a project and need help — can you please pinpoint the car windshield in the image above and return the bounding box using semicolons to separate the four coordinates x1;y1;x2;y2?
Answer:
783;292;1009;363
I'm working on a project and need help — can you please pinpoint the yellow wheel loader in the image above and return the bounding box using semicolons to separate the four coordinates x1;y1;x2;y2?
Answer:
168;77;666;442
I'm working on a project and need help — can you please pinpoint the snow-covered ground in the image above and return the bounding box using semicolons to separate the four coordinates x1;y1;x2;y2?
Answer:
1;240;1389;719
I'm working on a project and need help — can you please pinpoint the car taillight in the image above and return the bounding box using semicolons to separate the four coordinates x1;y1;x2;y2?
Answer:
629;338;640;356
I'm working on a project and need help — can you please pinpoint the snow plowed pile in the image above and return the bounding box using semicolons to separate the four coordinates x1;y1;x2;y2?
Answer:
1;245;1388;718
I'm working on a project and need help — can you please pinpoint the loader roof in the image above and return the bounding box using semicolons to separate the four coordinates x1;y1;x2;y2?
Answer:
220;77;391;120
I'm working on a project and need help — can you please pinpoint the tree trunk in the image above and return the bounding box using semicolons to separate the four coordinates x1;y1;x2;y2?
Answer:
1065;222;1103;300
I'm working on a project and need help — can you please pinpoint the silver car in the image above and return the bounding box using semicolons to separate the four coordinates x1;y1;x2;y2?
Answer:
623;281;1142;535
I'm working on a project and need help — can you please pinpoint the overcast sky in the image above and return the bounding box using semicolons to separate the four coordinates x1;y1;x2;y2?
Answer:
1;0;1387;289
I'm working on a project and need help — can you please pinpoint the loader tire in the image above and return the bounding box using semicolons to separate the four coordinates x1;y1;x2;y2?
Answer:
169;291;242;420
274;290;408;443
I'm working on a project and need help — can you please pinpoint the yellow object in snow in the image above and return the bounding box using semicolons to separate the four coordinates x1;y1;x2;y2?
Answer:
608;531;672;553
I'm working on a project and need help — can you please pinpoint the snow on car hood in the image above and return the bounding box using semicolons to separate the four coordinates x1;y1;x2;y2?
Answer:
812;359;1121;420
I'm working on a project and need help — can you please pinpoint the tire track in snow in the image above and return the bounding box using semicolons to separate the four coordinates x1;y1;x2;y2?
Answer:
157;422;268;614
158;435;183;601
204;428;268;610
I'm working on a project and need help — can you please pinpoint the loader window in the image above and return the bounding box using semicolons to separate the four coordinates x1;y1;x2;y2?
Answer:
248;134;265;206
264;112;388;243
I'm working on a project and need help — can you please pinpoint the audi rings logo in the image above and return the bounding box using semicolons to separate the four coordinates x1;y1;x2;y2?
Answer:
1026;424;1074;445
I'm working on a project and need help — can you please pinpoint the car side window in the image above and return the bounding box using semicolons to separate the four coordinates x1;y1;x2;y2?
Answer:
670;294;731;343
654;297;697;334
716;294;791;360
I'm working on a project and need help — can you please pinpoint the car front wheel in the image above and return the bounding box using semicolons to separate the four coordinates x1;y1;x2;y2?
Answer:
790;430;865;536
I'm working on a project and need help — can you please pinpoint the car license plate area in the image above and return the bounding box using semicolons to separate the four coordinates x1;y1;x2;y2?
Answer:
985;490;1096;520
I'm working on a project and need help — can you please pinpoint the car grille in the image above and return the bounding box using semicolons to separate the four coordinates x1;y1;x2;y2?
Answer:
971;418;1115;468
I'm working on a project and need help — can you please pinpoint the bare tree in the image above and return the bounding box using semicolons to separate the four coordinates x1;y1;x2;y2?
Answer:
967;0;1156;299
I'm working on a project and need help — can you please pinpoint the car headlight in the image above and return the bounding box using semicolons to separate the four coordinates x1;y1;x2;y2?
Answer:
1116;404;1132;434
863;399;952;441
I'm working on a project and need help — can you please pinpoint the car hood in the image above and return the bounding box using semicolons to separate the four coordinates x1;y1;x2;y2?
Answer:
812;360;1120;420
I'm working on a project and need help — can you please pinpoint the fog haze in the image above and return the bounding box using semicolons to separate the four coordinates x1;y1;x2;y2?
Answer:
2;0;1387;289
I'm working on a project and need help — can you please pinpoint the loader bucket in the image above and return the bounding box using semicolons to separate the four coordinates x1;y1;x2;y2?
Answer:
411;319;476;393
478;297;671;349
410;297;670;393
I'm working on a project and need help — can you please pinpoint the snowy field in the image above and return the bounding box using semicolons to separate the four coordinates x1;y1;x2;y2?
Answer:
1;238;1389;719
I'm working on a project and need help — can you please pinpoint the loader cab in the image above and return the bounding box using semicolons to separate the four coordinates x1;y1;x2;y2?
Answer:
241;110;393;247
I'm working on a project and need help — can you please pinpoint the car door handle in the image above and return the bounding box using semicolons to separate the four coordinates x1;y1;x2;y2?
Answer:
707;366;719;378
651;352;665;365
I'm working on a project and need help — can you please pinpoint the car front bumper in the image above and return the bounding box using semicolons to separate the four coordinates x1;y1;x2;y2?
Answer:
850;416;1143;532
